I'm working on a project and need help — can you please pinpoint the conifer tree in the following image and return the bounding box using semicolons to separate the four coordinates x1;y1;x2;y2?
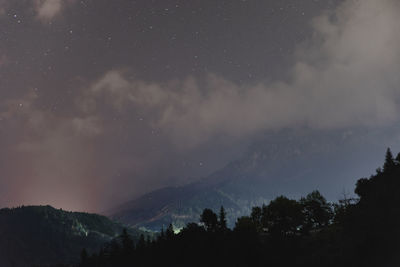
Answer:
120;228;134;253
200;208;218;232
218;206;227;231
159;227;165;241
383;147;395;172
166;223;174;239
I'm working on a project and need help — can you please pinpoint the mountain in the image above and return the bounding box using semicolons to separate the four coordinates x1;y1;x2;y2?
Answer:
80;149;400;267
0;205;145;267
111;129;388;231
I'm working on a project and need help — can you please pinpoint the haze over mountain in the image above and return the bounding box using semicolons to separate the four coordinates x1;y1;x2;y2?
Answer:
111;128;398;230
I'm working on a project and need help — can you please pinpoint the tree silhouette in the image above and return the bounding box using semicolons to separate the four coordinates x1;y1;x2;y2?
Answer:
250;206;263;232
218;206;227;231
158;226;165;242
234;216;257;234
300;190;332;233
120;228;134;253
262;196;304;236
136;234;146;251
200;208;218;232
355;178;369;199
383;147;395;172
166;223;174;240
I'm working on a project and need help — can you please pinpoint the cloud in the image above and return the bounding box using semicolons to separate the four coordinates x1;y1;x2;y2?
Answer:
86;0;400;148
0;0;76;22
2;0;399;211
0;90;102;137
34;0;63;21
34;0;76;22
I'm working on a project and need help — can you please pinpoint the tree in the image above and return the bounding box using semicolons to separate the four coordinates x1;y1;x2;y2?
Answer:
383;147;395;172
200;208;218;232
355;178;370;199
181;222;204;235
234;216;257;234
262;196;304;236
158;227;165;241
250;206;263;232
300;191;332;232
120;228;134;253
218;206;227;231
166;223;174;240
137;234;146;251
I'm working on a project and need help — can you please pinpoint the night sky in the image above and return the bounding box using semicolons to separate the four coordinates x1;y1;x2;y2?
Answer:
1;0;400;212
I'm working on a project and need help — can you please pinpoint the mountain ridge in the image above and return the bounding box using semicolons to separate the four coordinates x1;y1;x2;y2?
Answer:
110;130;385;231
0;205;146;267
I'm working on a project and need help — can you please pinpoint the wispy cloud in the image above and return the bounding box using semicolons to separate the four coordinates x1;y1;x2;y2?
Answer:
0;0;76;22
34;0;63;21
34;0;76;22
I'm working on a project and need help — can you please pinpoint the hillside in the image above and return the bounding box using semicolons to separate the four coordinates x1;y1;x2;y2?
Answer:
0;205;144;267
111;130;381;231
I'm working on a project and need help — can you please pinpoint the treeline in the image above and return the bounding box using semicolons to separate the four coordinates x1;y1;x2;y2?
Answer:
79;148;400;267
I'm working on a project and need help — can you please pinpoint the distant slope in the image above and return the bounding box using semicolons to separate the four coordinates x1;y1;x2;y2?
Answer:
0;205;144;267
111;182;244;231
111;130;385;231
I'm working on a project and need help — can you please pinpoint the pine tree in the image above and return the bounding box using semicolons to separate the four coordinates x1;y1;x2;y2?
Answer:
166;223;174;240
159;227;165;241
218;206;227;231
137;234;146;250
120;228;134;253
200;208;218;232
383;148;395;172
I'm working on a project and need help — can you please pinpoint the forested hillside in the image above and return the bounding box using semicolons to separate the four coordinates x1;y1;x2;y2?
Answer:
81;148;400;267
0;205;146;267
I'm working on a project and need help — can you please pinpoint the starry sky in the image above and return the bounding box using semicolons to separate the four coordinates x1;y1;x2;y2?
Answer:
1;0;400;212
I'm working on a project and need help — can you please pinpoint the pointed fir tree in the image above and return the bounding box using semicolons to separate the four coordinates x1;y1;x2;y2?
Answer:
218;206;227;231
120;228;134;253
166;223;174;240
137;234;146;251
383;148;395;172
200;208;218;232
159;226;165;241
